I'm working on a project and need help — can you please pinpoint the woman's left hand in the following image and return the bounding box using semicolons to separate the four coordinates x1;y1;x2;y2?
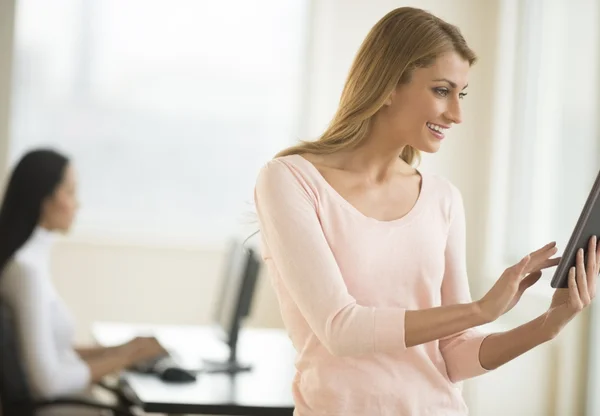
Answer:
540;235;600;340
499;242;561;316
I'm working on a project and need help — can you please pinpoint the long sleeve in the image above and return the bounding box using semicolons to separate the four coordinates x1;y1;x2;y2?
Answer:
254;160;407;356
438;184;490;382
2;262;91;399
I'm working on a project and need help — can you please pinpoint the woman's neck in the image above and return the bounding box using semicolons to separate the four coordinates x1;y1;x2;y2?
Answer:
328;142;415;184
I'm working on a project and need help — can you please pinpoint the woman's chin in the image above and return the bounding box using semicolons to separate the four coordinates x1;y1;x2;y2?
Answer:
415;141;441;154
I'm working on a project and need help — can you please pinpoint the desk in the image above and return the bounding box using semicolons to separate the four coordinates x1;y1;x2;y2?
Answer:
92;322;296;415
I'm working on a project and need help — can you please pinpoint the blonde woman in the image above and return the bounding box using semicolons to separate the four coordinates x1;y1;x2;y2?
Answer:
254;7;599;415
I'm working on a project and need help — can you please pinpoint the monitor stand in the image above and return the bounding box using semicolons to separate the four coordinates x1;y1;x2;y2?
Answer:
201;357;252;374
200;339;252;374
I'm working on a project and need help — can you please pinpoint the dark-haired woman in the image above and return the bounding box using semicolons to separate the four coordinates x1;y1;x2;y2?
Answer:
0;149;165;414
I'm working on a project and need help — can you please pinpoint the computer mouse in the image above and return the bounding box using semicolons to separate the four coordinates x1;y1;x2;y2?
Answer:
159;366;197;383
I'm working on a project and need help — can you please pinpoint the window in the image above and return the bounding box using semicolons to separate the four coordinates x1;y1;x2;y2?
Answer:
10;0;309;244
493;0;599;271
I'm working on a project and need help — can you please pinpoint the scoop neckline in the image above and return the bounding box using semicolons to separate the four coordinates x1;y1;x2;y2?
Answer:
287;154;428;226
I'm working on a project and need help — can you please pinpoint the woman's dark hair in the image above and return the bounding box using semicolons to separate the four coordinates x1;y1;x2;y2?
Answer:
0;148;69;277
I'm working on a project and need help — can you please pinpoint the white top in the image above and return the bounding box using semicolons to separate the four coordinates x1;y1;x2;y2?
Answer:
0;226;91;399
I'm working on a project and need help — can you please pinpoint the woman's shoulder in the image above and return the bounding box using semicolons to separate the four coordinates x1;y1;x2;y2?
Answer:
420;172;466;224
0;256;43;294
422;171;463;201
256;154;322;195
258;153;316;175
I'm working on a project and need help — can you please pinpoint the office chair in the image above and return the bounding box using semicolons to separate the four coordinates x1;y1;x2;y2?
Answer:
0;298;135;416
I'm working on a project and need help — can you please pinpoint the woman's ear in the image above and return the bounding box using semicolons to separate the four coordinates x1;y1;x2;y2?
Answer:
384;89;396;106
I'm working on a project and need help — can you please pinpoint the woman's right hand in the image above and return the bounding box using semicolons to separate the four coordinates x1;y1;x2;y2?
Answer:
476;242;560;323
126;336;168;362
540;236;599;340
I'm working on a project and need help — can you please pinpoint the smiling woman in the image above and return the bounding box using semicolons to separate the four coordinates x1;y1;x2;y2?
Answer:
276;9;476;166
252;6;599;416
379;51;470;151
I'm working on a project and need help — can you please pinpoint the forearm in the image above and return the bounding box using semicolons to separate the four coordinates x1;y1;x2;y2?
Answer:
75;345;121;360
405;301;487;348
82;344;139;383
478;314;551;370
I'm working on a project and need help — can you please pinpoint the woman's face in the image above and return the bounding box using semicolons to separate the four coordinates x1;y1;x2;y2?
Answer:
41;164;80;232
383;51;470;154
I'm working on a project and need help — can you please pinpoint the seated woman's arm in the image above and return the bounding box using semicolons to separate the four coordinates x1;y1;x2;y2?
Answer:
4;263;164;397
75;345;123;360
81;342;142;383
78;339;167;383
75;345;113;359
5;263;92;398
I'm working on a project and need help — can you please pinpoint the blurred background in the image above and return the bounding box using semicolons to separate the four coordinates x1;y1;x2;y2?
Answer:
0;0;598;414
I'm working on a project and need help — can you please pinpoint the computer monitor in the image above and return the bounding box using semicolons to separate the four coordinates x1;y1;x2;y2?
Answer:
202;240;261;374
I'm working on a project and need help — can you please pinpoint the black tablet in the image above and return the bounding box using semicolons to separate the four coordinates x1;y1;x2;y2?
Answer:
551;168;600;288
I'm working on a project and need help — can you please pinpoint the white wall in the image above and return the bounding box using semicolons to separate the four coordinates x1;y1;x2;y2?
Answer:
50;238;284;343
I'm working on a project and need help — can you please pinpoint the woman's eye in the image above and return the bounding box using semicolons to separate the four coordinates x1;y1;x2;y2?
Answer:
434;88;449;97
434;87;468;99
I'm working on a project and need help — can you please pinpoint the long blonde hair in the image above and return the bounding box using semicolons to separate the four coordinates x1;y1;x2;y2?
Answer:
276;7;477;166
